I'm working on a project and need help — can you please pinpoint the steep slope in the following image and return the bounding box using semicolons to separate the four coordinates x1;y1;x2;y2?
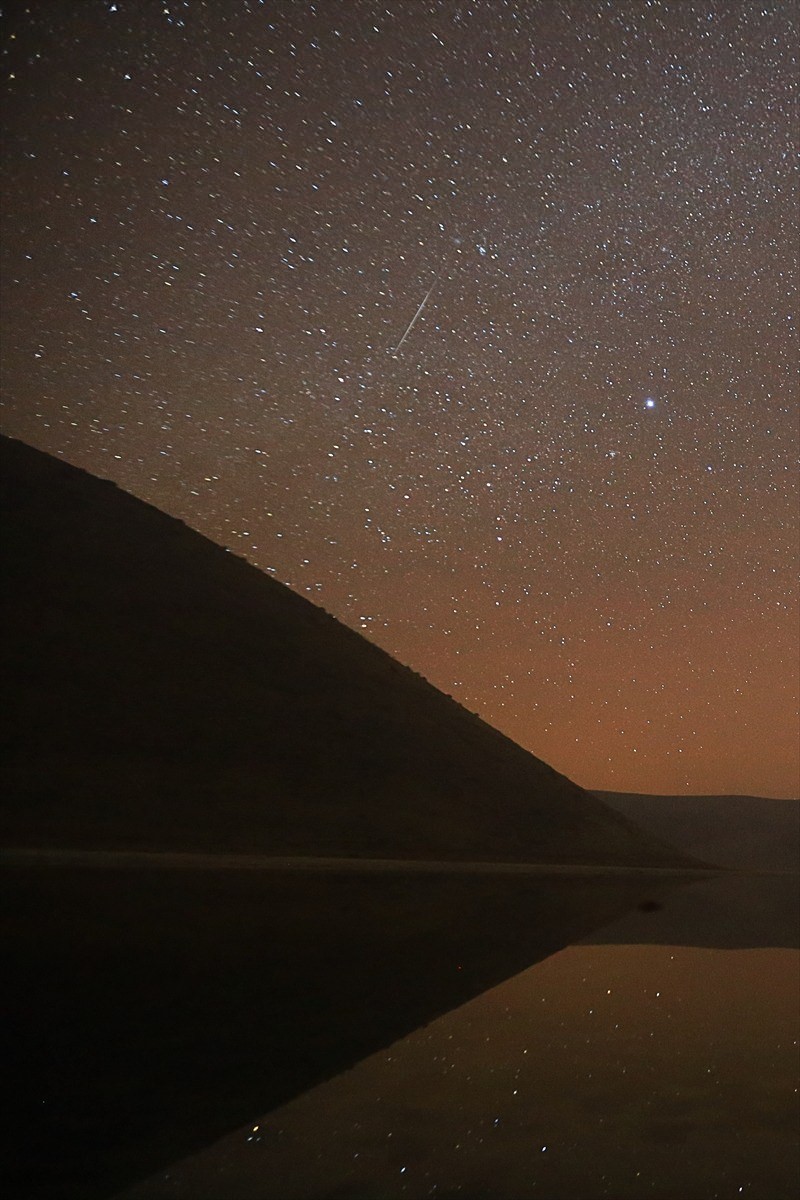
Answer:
1;435;692;866
596;791;800;872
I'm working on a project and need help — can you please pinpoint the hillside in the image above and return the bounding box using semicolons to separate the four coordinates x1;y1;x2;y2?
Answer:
596;792;800;872
1;435;693;867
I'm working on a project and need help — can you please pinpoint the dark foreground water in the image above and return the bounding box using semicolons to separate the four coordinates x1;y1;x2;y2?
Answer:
120;875;799;1200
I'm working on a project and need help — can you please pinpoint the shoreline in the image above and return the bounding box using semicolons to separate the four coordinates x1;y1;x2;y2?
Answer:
0;846;730;876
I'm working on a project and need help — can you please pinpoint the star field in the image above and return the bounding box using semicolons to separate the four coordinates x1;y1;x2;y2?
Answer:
2;0;797;795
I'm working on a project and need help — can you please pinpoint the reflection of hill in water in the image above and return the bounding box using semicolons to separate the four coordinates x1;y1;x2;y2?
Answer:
2;862;696;1200
119;917;798;1200
10;862;790;1200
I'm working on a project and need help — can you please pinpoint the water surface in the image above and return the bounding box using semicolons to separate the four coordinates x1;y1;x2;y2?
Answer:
121;875;799;1199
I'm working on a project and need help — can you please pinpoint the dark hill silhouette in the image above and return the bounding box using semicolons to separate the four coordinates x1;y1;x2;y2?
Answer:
595;791;800;872
0;434;691;867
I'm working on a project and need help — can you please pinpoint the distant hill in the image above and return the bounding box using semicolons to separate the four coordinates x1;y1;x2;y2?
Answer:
595;792;800;872
0;435;693;867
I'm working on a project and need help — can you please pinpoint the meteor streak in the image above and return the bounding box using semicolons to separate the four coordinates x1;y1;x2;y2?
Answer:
391;269;442;356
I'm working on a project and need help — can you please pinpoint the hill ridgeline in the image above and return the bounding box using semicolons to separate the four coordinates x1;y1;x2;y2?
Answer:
1;435;694;867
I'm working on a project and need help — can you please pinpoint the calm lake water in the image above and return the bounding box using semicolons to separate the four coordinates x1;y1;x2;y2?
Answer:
121;875;799;1200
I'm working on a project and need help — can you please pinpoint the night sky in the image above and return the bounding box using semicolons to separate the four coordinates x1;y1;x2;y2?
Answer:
2;0;797;797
